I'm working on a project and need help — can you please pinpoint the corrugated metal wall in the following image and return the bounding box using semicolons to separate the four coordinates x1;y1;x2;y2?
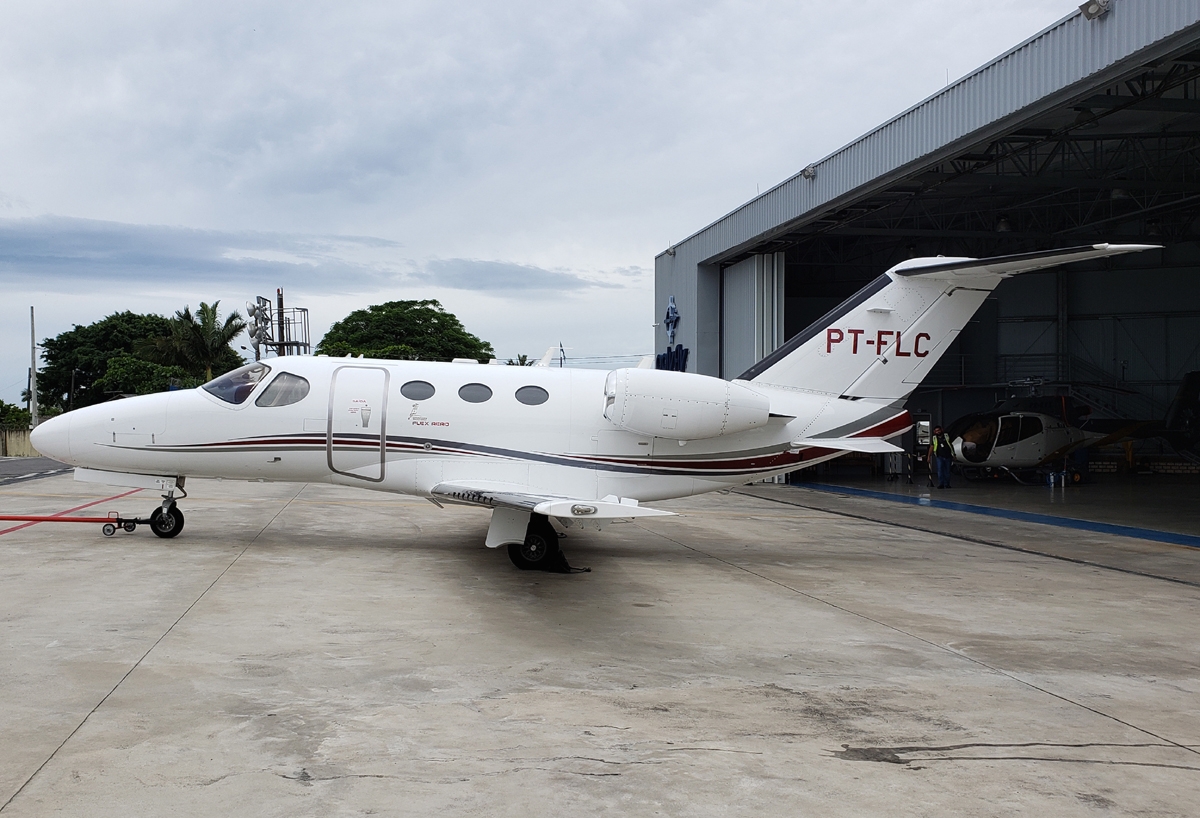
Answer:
720;253;785;379
655;0;1200;376
668;0;1200;267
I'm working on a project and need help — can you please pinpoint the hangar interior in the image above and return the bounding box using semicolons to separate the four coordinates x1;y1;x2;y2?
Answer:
661;2;1200;476
729;59;1200;434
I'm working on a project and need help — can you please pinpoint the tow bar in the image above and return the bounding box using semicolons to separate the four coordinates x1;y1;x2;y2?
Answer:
0;511;154;537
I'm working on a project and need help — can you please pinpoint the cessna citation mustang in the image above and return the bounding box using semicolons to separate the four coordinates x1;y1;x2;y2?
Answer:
31;244;1157;571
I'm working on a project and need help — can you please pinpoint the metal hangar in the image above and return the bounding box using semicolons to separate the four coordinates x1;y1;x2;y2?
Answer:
654;0;1200;460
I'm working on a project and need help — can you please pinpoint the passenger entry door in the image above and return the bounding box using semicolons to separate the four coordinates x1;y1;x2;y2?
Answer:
328;366;390;481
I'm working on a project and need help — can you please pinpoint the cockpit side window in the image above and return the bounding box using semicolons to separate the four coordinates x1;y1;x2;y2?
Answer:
202;363;271;405
255;372;311;407
995;416;1021;447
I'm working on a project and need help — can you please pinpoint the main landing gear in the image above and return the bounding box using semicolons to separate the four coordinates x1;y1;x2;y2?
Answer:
148;488;186;539
506;514;588;573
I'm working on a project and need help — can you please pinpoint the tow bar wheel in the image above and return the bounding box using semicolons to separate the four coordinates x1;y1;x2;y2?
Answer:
149;506;185;539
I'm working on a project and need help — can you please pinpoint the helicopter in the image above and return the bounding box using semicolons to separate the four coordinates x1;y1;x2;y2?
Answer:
945;372;1200;483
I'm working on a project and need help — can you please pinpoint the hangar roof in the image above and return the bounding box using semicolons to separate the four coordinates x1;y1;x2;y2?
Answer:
661;0;1200;267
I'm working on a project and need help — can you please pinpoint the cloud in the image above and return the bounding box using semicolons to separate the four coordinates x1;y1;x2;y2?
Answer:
0;0;1077;403
0;215;381;291
418;258;619;291
0;214;623;295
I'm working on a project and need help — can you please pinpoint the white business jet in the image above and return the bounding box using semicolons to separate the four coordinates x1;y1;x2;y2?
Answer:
31;244;1157;570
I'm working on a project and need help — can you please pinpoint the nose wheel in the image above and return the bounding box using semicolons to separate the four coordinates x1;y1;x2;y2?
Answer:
149;505;185;539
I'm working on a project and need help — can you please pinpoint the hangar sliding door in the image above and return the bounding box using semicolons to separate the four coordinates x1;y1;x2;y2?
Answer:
328;366;390;482
721;252;785;379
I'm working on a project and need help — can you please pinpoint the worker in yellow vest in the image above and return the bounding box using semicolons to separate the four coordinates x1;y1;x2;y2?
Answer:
927;425;954;489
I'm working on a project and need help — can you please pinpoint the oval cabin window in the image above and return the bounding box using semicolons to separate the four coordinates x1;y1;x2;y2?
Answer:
401;380;436;400
458;383;493;403
515;385;549;405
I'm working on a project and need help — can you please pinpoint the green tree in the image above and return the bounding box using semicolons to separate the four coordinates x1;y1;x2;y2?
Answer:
0;399;31;429
316;300;494;362
92;354;202;397
142;302;247;382
39;311;174;411
38;305;248;412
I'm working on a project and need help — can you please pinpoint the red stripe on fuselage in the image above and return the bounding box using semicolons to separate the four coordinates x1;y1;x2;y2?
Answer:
851;411;912;439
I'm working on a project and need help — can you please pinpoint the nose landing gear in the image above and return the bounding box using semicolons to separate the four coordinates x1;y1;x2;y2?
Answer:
149;505;185;538
148;487;186;539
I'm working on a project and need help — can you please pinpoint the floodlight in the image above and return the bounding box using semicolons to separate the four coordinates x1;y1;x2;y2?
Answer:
801;164;817;180
1072;107;1099;130
1079;0;1109;21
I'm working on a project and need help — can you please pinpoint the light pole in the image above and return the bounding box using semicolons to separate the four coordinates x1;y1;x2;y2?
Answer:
29;307;39;429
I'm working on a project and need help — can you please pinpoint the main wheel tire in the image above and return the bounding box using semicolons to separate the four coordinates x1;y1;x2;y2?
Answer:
507;518;560;570
149;506;185;539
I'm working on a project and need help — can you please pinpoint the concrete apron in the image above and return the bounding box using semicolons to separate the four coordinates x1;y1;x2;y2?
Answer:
1;474;1198;816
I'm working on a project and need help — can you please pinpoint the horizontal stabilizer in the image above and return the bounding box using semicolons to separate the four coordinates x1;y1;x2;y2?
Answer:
793;437;904;454
891;244;1160;280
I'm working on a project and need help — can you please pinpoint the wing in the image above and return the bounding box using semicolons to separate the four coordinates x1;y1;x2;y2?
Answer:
430;481;676;520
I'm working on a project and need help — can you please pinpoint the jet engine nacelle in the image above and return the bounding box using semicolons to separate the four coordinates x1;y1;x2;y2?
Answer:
603;368;770;440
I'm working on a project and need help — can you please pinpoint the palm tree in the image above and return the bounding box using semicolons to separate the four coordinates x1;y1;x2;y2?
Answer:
171;302;247;381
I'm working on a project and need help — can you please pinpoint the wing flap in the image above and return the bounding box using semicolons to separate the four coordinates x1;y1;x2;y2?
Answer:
431;482;675;520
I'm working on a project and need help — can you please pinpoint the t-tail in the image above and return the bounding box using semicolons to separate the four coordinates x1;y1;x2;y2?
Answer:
739;244;1160;403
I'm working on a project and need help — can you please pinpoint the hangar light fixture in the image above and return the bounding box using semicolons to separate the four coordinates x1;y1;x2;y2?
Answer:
995;217;1012;233
1079;0;1110;21
801;164;817;180
1072;107;1099;130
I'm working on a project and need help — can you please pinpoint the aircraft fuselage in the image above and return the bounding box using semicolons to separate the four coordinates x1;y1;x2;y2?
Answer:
36;356;874;504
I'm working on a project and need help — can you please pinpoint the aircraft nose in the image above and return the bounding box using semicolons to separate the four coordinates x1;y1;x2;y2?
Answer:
30;413;71;463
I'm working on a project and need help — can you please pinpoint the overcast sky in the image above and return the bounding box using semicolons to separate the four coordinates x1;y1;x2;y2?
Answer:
0;0;1073;404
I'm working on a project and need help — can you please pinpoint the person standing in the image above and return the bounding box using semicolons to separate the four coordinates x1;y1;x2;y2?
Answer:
928;425;954;489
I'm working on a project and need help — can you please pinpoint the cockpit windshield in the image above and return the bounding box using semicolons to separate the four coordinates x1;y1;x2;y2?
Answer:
202;363;271;405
